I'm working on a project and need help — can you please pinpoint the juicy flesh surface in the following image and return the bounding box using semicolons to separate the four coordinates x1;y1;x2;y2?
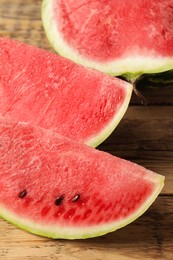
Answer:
0;38;127;142
0;118;156;227
55;0;173;61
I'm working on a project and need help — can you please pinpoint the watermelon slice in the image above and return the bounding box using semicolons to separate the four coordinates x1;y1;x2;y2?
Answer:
0;117;164;239
42;0;173;78
0;37;132;147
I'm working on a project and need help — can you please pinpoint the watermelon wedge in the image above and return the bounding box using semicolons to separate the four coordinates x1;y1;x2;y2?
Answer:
0;37;132;147
42;0;173;79
0;117;164;239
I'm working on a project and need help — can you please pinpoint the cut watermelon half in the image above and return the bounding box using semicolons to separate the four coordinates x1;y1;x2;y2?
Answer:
42;0;173;78
0;37;132;147
0;117;164;239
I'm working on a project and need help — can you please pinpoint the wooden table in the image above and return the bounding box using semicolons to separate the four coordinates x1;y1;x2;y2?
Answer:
0;1;173;259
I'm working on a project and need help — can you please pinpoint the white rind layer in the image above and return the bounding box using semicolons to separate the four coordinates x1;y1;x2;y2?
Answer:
86;81;132;147
0;172;164;239
42;0;173;77
41;0;133;148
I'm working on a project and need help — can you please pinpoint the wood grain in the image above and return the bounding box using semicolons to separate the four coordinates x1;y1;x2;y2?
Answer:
131;87;173;106
99;106;173;195
0;196;172;260
0;0;173;259
0;0;53;50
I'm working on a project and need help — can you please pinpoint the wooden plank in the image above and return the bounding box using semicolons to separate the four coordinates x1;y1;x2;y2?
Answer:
131;87;173;106
101;106;173;151
0;196;172;260
0;0;52;50
99;106;173;194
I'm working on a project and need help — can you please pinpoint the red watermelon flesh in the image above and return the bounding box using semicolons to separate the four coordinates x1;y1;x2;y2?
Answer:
56;0;173;61
0;117;164;239
0;37;132;147
42;0;173;76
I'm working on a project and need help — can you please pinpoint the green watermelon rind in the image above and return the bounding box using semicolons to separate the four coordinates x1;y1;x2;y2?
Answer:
0;173;164;239
0;37;133;148
86;83;132;147
41;0;173;79
135;69;173;88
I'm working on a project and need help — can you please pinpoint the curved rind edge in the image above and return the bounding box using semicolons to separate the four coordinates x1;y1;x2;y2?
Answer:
41;0;173;78
41;0;133;147
86;82;133;147
0;173;164;239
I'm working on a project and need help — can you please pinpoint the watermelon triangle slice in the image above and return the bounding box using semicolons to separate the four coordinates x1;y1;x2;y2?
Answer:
0;37;132;147
42;0;173;78
0;117;164;239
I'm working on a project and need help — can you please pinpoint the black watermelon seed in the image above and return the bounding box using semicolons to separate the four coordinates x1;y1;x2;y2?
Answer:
55;195;64;206
72;194;80;202
19;190;27;199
